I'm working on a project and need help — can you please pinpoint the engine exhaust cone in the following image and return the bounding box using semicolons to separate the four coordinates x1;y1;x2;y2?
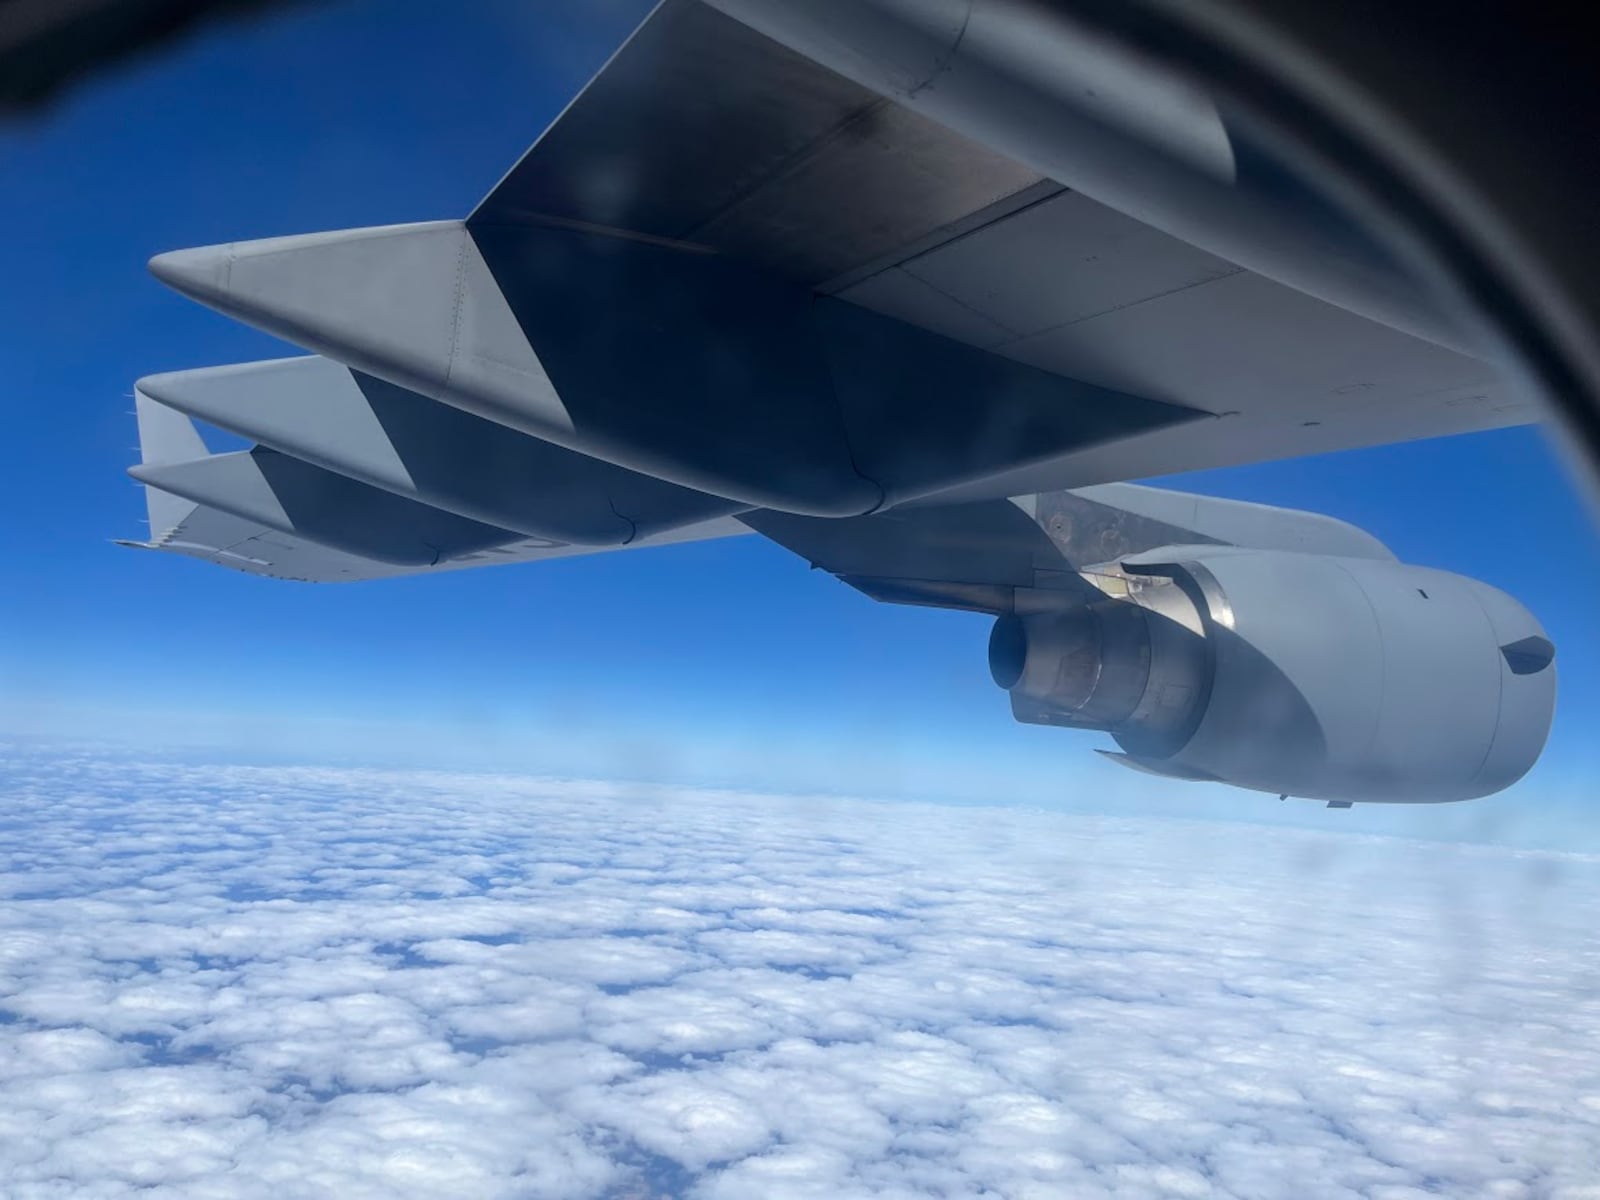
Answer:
988;615;1027;690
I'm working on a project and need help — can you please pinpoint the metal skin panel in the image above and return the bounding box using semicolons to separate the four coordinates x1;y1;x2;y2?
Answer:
130;449;522;567
835;265;1016;350
1132;550;1555;802
808;296;1205;509
152;218;1202;518
121;496;471;584
477;0;878;238
477;222;1204;513
132;387;205;539
1000;268;1502;417
743;498;1077;596
148;221;570;438
120;491;754;585
471;0;1043;286
123;370;757;582
705;0;1468;353
470;221;868;513
1154;551;1384;798
136;359;746;546
1348;561;1504;795
684;99;1042;284
927;289;1523;502
853;189;1243;341
849;189;1526;502
834;186;1515;428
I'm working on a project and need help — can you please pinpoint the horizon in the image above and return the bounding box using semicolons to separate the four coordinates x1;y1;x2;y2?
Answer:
2;4;1599;1194
1;0;1595;845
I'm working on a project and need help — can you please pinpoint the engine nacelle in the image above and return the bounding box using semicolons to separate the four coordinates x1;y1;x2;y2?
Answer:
990;547;1556;802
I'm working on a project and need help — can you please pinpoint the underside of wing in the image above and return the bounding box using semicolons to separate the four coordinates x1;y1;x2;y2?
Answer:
470;0;1530;491
120;494;745;585
471;0;1049;285
126;387;750;583
119;497;745;584
129;0;1532;583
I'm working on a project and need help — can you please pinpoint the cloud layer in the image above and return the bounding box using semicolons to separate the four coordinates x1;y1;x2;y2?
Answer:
1;748;1598;1198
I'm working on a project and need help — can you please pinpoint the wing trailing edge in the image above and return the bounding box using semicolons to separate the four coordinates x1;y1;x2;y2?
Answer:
137;357;747;546
125;390;752;582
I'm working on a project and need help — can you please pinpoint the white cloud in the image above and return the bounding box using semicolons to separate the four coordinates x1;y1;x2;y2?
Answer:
0;746;1598;1198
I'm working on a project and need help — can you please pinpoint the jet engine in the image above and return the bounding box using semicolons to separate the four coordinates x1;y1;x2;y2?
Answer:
990;547;1555;803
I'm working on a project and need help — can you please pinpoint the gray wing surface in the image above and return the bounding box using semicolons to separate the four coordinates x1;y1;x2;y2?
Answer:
119;497;746;585
476;0;1529;489
125;391;750;583
744;481;1394;615
128;0;1528;583
118;499;747;584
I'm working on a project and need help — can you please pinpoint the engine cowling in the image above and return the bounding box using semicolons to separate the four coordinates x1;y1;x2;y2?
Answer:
990;546;1556;803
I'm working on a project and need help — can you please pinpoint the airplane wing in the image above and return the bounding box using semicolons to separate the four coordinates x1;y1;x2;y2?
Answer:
124;387;751;583
117;0;1565;807
130;0;1526;582
468;0;1527;492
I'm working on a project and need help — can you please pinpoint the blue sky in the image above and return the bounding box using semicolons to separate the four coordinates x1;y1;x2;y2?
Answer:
1;0;1596;843
2;12;1599;1194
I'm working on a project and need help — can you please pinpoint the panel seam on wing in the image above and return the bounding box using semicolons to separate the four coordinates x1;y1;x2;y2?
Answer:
892;264;1029;341
808;299;887;515
444;227;470;388
981;266;1248;353
907;1;972;98
683;98;892;244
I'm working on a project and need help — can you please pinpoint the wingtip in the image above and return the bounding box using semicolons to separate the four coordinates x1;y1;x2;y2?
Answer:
134;368;191;413
142;223;473;391
135;357;327;424
131;390;210;467
148;243;230;300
